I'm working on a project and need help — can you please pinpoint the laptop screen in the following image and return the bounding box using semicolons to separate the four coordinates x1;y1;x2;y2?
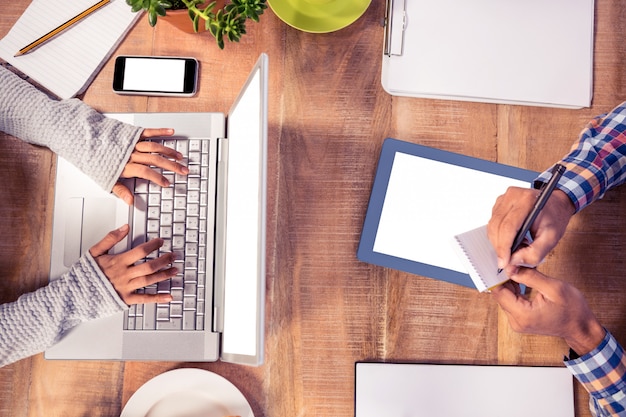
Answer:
220;54;268;365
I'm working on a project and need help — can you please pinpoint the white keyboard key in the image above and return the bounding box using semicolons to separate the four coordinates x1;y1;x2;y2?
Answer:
161;199;174;213
174;210;186;222
188;190;200;203
184;270;197;282
184;283;197;296
173;223;185;236
143;304;156;330
183;296;196;310
186;230;198;242
174;183;187;196
176;140;189;155
147;207;160;220
187;217;199;229
132;196;148;245
170;303;183;317
186;243;198;256
156;306;170;321
183;311;196;330
160;226;172;239
161;187;174;200
149;182;161;193
160;212;173;227
196;315;205;330
189;151;201;164
170;289;184;302
188;177;201;190
171;276;184;289
148;193;161;206
147;219;159;234
189;139;201;152
156;318;182;330
187;203;199;216
160;239;172;253
188;165;201;176
172;235;185;250
135;179;149;194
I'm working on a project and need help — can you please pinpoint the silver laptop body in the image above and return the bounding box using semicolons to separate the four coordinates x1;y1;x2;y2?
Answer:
45;54;268;365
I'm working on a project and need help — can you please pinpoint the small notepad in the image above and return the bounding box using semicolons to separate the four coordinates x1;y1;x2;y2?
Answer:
0;0;140;99
452;225;508;292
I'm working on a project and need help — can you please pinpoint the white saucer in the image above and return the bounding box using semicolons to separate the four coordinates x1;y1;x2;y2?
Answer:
120;368;254;417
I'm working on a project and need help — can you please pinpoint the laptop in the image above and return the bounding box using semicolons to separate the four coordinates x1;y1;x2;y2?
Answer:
45;54;268;365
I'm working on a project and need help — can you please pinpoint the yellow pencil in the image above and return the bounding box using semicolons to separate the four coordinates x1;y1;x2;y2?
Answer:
14;0;110;57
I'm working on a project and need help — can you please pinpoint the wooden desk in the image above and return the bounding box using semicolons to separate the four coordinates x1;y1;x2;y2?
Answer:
2;1;626;416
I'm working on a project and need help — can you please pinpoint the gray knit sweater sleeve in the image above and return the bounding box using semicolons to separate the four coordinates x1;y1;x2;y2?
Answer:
0;67;142;366
0;253;127;367
0;66;143;191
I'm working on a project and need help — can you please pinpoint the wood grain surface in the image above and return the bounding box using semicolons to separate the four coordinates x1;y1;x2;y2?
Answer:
2;1;626;416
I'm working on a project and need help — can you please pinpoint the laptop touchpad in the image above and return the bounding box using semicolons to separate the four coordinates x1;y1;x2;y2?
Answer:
63;197;117;267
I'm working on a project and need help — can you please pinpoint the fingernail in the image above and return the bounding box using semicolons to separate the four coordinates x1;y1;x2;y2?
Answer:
181;166;189;174
118;224;130;232
497;257;506;270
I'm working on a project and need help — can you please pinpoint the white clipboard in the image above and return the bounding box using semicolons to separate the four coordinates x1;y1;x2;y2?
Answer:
382;0;595;109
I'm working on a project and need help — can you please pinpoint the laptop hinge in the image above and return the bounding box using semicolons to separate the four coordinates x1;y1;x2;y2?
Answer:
212;137;229;334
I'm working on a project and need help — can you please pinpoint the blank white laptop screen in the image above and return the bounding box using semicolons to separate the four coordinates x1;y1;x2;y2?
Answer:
221;65;267;360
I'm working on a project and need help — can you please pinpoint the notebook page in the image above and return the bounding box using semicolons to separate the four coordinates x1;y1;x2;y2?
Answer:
452;225;508;292
0;0;140;99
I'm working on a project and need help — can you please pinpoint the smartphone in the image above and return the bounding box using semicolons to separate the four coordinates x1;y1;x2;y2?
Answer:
112;56;198;97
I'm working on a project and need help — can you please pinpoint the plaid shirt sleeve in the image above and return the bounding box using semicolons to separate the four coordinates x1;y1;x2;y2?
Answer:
535;102;626;212
565;330;626;416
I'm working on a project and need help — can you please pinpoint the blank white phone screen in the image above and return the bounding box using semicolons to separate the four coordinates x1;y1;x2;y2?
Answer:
122;58;186;92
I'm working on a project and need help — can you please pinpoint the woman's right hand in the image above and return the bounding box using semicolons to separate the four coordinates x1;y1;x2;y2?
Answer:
89;224;176;305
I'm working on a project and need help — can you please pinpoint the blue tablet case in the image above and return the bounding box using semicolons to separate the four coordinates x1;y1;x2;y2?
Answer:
357;138;537;288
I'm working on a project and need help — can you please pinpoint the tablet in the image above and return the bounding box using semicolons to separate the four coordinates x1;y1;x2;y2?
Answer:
357;138;537;288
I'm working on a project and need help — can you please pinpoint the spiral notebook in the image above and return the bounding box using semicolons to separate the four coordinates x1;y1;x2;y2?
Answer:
451;225;508;292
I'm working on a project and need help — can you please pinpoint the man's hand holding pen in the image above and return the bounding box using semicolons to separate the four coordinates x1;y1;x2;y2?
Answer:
488;164;575;271
486;164;605;356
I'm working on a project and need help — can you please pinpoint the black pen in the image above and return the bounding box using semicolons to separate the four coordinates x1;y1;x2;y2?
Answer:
497;163;566;274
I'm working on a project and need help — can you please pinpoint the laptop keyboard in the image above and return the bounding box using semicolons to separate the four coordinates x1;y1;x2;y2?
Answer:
125;138;213;331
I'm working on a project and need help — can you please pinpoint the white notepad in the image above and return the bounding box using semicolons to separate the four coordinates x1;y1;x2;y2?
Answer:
355;363;575;417
452;225;508;292
0;0;139;99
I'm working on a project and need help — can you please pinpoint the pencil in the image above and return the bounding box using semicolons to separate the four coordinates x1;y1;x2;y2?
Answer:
14;0;110;57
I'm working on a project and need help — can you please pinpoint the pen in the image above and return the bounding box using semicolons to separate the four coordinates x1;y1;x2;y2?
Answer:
497;163;566;274
14;0;110;57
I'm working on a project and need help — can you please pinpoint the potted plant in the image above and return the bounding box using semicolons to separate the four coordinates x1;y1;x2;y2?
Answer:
126;0;267;49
